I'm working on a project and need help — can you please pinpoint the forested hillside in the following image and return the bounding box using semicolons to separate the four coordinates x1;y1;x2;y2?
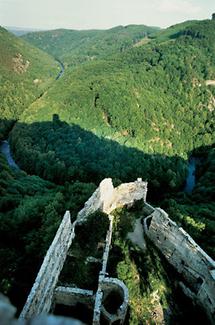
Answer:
0;19;215;323
0;152;95;311
10;18;215;257
0;26;58;126
18;19;215;157
22;25;159;67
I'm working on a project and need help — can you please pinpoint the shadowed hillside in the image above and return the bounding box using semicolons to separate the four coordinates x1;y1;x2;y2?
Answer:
19;19;215;160
10;117;187;190
0;118;214;322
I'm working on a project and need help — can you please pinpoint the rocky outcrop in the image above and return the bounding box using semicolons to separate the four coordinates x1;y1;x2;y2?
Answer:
12;53;30;73
144;208;215;324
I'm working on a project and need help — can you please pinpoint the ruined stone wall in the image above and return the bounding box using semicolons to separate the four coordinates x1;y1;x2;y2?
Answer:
101;278;129;324
144;208;215;324
54;287;94;307
93;215;114;324
19;178;146;322
142;202;155;215
93;215;128;325
106;178;147;214
77;178;147;223
19;211;74;320
77;178;114;222
17;177;215;324
0;292;84;325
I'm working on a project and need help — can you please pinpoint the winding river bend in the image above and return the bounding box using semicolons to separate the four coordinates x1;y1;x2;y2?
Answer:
0;59;65;171
0;136;199;195
55;60;65;80
0;61;199;193
0;140;19;170
184;157;198;193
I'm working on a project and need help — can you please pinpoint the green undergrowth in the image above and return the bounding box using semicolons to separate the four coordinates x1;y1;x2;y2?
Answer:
59;212;109;290
0;154;96;311
108;203;209;324
108;206;171;324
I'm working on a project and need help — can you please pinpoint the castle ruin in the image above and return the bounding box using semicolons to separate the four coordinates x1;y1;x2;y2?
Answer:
18;178;215;324
19;178;147;324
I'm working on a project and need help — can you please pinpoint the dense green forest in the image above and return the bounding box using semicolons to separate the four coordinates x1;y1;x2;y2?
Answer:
19;19;215;158
22;25;159;67
10;118;187;189
0;152;96;310
0;27;58;123
0;18;215;323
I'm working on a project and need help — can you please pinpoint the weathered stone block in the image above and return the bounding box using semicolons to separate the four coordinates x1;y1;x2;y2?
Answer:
144;208;215;324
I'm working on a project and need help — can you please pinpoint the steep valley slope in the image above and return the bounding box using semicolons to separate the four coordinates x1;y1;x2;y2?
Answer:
0;26;59;138
0;19;214;324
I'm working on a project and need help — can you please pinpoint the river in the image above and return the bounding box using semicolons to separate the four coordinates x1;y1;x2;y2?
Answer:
0;59;65;171
0;140;19;170
184;157;198;193
0;56;199;188
55;60;65;80
0;137;199;192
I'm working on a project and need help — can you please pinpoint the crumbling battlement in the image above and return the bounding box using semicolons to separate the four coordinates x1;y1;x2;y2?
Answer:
144;208;215;324
107;178;147;213
77;178;114;222
19;177;215;324
19;178;147;323
77;178;147;222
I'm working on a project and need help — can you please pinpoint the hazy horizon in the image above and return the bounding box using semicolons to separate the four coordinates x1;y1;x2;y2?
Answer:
0;0;214;31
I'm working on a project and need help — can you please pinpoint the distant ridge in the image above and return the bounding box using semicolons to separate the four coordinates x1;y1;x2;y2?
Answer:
22;24;159;66
5;26;46;36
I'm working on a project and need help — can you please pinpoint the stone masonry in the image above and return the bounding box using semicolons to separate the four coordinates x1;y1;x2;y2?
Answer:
77;178;147;222
18;177;215;324
19;178;147;323
144;208;215;324
93;215;129;324
19;211;73;319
